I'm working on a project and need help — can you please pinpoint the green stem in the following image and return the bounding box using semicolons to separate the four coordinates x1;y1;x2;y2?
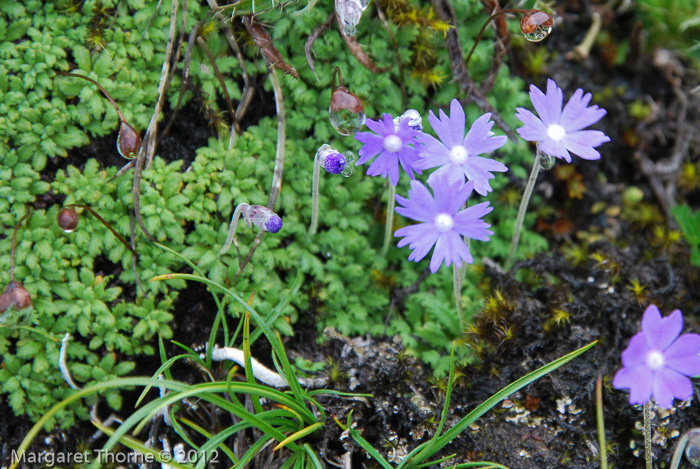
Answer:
310;152;322;235
644;401;653;469
453;264;464;330
596;375;608;469
382;184;396;256
505;149;541;271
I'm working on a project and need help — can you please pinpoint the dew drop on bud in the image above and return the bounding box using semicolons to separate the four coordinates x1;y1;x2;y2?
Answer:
329;86;366;136
57;207;79;233
117;121;141;159
520;9;553;42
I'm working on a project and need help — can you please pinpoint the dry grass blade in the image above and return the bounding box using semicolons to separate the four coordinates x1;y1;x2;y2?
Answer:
132;0;179;243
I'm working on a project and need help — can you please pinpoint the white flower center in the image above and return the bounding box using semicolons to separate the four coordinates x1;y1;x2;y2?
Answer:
450;146;468;164
434;213;454;232
547;124;566;141
383;135;403;153
646;350;665;370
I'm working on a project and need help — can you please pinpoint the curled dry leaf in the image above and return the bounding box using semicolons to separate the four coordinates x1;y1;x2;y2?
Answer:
243;17;299;78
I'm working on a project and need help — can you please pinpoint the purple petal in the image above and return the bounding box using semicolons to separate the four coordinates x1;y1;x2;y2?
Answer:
613;365;653;405
559;89;607;132
620;333;649;368
429;231;470;273
665;333;700;376
463;113;508;155
365;152;399;186
515;108;548;142
427;100;464;148
642;305;682;351
415;133;451;168
397;145;421;180
430;175;470;215
395;223;439;263
653;368;693;408
462;156;508;196
364;116;386;135
529;79;562;126
395;180;438;223
538;139;572;163
453;202;493;240
355;132;385;165
426;165;467;187
561;130;610;160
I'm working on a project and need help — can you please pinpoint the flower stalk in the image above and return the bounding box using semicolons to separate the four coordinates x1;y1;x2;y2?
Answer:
644;402;652;469
382;184;396;256
310;144;354;235
505;147;541;271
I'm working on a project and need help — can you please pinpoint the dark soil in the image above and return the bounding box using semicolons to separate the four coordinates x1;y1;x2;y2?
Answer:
3;0;700;468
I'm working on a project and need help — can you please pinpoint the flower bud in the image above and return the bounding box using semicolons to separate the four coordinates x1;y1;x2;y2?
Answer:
57;207;79;233
0;281;32;313
316;144;356;177
243;205;283;233
117;121;141;159
393;109;423;131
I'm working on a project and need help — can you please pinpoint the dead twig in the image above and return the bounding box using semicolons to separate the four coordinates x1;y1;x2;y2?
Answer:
305;12;335;81
479;0;510;95
335;12;392;74
243;16;298;78
431;0;517;142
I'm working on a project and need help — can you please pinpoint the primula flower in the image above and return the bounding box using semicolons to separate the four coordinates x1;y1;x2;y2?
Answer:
515;78;610;162
612;304;700;409
394;172;493;273
355;113;422;186
414;99;508;196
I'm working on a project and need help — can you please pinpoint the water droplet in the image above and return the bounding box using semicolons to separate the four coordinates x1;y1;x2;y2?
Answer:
117;121;141;159
520;10;553;42
336;0;367;37
329;86;365;136
57;207;79;233
341;150;355;177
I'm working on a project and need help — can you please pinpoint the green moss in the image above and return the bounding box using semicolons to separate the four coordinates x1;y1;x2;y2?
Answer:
0;0;548;422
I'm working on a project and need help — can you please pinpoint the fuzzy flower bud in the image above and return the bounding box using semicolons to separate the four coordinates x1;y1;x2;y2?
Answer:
393;109;423;131
243;205;283;233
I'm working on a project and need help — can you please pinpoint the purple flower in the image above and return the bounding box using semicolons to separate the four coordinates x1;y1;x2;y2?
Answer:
244;205;282;233
394;172;493;273
515;78;610;163
612;304;700;409
413;99;508;196
355;113;422;186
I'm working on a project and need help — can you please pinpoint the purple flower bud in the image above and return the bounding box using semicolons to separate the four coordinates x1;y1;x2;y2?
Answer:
243;205;283;233
322;151;347;174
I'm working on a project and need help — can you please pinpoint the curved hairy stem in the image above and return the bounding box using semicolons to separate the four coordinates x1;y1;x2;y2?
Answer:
236;68;286;277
